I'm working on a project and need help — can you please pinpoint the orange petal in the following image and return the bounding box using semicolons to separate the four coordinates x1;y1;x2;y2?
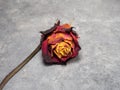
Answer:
47;33;72;44
64;39;75;48
62;24;71;29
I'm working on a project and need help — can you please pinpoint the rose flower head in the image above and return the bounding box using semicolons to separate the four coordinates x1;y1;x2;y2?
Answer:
40;20;81;65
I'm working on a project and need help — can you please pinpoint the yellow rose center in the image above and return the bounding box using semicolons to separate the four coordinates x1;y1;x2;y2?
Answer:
54;42;72;59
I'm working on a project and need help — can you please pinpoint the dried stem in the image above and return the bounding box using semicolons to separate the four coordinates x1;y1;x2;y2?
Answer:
0;44;41;90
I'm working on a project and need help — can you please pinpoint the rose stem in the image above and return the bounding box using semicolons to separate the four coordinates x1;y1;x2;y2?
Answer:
0;44;41;90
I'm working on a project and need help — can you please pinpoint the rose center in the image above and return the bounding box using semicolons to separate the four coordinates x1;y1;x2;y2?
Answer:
54;42;72;59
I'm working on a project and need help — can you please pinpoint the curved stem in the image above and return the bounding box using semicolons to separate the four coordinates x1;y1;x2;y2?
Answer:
0;44;41;90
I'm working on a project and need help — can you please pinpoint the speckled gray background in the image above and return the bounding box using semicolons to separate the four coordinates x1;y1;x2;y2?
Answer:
0;0;120;90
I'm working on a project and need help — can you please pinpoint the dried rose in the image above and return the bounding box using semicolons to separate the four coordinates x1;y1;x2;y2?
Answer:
40;20;81;64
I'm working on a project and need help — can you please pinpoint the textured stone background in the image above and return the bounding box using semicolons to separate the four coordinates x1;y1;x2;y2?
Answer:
0;0;120;90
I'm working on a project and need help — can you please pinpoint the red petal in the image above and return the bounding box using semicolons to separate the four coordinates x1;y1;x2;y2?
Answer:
51;57;61;63
56;26;64;32
71;46;80;57
41;39;48;55
61;56;70;62
70;32;78;44
43;55;61;64
70;32;81;57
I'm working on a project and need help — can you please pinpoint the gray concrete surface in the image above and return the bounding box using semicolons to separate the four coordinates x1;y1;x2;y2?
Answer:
0;0;120;90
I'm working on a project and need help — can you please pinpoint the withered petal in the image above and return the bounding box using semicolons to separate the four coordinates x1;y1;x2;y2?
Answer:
64;27;73;33
43;55;61;64
71;46;80;57
41;40;49;55
70;32;79;46
47;33;72;44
